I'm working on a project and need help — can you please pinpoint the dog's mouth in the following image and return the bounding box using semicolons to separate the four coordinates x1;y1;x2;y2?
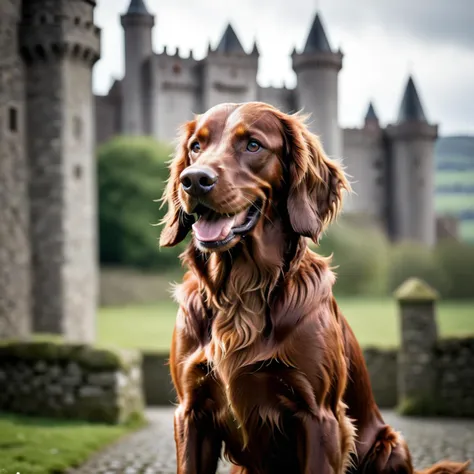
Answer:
191;199;263;249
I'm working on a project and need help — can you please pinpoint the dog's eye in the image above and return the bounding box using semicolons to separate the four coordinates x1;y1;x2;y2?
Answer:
246;140;261;153
190;142;201;153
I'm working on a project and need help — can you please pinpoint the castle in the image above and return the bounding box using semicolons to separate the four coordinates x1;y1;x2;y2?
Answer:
0;0;439;341
96;0;439;247
0;0;100;340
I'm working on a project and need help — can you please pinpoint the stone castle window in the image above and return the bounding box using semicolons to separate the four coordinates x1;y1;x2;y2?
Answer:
172;63;182;75
8;107;18;132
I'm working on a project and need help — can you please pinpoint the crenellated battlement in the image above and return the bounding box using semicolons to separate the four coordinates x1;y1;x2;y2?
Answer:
19;1;100;65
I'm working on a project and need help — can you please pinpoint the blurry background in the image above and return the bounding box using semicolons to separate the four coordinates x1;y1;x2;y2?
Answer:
0;0;473;472
94;0;474;351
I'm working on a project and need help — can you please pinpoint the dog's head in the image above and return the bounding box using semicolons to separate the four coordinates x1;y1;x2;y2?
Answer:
160;102;349;253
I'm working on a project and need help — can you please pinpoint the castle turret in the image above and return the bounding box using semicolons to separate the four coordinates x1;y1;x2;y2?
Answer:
20;0;101;342
364;101;380;130
202;23;259;110
121;0;154;135
292;13;343;158
0;0;31;338
386;75;438;246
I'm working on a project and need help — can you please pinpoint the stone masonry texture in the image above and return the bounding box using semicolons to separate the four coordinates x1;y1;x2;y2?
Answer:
398;301;439;407
435;337;474;417
0;0;31;338
0;340;144;424
19;0;101;342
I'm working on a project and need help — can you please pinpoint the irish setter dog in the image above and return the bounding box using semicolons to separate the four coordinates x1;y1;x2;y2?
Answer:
160;102;472;474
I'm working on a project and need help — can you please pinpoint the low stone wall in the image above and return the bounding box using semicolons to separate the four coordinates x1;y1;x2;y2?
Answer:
435;336;474;417
142;351;175;406
139;337;474;418
140;348;399;408
0;340;144;424
363;347;398;408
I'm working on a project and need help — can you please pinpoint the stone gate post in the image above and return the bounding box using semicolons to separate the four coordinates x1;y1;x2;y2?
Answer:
394;277;439;414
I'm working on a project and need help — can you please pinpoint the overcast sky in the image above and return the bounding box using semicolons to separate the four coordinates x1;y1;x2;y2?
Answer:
93;0;474;135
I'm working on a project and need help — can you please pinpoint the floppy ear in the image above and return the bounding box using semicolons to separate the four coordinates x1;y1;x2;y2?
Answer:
159;120;196;248
283;114;350;243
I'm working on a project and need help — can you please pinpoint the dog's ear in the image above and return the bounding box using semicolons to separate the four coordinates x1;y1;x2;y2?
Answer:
282;114;350;244
159;120;196;248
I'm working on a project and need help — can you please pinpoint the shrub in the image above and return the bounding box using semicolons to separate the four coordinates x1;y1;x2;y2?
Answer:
98;136;184;271
388;242;448;295
435;240;474;299
315;215;391;296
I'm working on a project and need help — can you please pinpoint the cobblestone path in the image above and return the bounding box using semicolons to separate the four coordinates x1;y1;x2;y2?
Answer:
71;408;474;474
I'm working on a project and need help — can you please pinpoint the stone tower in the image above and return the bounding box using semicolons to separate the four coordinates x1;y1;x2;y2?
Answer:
365;102;379;131
0;0;31;338
121;0;154;135
202;24;259;110
292;13;343;159
387;76;438;246
20;0;101;342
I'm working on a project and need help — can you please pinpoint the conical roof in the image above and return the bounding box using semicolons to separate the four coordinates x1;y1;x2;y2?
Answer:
397;75;427;123
216;24;246;54
126;0;151;15
303;13;332;53
365;101;379;122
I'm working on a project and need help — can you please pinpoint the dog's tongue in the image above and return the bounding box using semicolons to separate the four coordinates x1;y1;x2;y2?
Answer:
192;210;247;242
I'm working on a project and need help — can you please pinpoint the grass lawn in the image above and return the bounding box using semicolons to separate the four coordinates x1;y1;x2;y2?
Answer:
435;194;474;213
98;297;474;351
0;412;142;474
436;170;474;186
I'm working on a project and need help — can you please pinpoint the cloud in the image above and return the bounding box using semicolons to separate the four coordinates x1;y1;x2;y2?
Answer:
93;0;474;134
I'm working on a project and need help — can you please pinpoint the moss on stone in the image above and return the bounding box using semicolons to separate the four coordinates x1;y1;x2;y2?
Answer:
0;340;141;371
394;277;439;302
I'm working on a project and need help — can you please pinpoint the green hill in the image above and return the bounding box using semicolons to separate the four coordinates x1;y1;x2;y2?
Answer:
435;136;474;242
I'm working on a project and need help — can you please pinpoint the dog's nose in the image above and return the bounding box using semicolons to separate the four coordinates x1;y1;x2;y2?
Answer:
180;167;218;197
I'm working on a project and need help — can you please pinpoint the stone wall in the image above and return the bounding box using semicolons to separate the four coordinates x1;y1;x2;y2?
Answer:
395;278;474;418
363;347;398;408
20;0;100;343
435;337;474;417
0;0;31;338
140;348;399;408
142;351;175;406
138;337;474;418
0;341;144;424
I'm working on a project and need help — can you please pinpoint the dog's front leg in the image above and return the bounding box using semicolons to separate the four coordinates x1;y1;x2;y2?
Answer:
174;404;221;474
296;405;355;474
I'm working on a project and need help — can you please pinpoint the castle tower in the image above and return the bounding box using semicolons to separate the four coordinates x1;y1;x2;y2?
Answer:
121;0;154;135
0;0;31;338
20;0;101;342
364;101;380;131
292;13;343;158
386;76;438;246
202;23;259;110
342;101;386;219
